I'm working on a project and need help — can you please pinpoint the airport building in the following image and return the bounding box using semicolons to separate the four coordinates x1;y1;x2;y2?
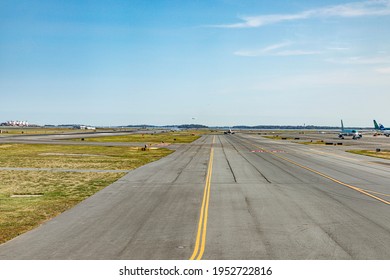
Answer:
1;120;29;127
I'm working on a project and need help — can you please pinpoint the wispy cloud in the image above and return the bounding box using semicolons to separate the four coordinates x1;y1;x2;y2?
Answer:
327;47;350;51
214;0;390;28
276;50;323;56
219;12;311;28
326;55;390;65
234;42;321;57
375;67;390;73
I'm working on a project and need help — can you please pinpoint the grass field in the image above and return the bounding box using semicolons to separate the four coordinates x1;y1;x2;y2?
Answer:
0;127;88;135
0;171;125;244
0;144;172;170
263;135;295;140
300;140;326;145
347;150;390;160
69;130;207;144
0;143;173;244
0;127;137;136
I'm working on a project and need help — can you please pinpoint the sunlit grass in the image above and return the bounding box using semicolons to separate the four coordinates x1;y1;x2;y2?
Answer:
347;150;390;160
68;130;208;144
0;127;88;135
0;144;172;170
263;135;294;140
0;143;174;244
300;140;326;145
0;171;125;244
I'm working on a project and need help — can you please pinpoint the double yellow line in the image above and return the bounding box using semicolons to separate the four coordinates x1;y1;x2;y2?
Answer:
190;136;215;260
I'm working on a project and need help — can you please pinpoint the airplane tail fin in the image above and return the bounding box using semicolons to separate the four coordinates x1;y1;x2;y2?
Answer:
341;119;344;131
374;120;380;130
374;120;386;131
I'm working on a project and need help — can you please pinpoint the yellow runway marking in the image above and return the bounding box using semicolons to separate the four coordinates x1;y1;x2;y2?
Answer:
190;136;215;260
309;149;360;162
360;189;390;197
243;138;390;205
274;153;390;205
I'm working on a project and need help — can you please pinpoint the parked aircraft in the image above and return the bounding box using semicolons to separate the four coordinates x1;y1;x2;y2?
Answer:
373;120;390;137
339;120;362;139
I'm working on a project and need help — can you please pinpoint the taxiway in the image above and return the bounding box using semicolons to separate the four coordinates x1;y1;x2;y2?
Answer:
0;133;389;259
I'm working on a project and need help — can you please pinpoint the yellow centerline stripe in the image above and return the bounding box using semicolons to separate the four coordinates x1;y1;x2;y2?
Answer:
244;139;390;205
274;153;390;205
359;189;390;197
189;161;209;260
309;149;360;162
190;136;215;260
198;150;213;260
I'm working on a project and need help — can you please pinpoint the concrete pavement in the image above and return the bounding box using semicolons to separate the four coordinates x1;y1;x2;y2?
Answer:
0;134;389;259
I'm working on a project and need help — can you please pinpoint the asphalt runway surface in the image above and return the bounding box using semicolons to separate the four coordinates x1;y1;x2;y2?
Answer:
0;133;389;259
0;130;158;147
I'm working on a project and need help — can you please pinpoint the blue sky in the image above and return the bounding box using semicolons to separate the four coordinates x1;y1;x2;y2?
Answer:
1;0;390;126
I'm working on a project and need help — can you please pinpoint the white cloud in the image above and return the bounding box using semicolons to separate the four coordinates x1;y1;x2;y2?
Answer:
276;50;322;56
376;67;390;73
234;42;321;57
326;56;390;65
213;0;390;28
217;12;311;28
316;0;390;17
249;69;390;93
262;42;292;52
234;42;290;56
327;47;350;51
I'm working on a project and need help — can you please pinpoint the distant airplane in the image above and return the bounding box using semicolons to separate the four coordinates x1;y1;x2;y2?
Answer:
339;120;362;139
224;129;235;135
373;120;390;137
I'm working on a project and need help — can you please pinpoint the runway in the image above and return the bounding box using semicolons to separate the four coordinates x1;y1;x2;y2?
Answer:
0;133;389;259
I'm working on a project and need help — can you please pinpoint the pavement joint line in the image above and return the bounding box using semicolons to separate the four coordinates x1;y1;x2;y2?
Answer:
190;136;215;260
242;138;390;206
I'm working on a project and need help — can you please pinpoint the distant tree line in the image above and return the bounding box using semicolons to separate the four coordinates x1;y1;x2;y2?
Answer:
231;125;372;129
124;124;209;129
178;124;208;129
232;125;340;129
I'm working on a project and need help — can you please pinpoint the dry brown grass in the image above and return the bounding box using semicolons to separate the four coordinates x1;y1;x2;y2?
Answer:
0;144;172;170
347;150;390;160
0;143;173;244
0;171;125;243
68;130;207;143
